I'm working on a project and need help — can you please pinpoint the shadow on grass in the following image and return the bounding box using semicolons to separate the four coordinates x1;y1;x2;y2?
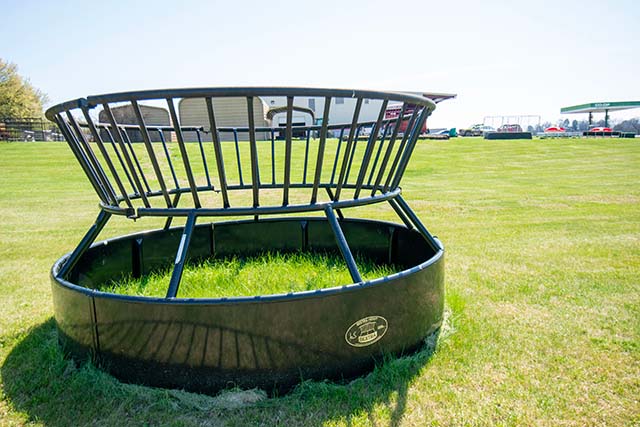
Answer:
2;318;441;426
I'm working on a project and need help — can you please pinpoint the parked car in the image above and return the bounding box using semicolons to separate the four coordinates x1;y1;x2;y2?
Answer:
497;124;523;132
545;126;565;132
459;124;494;136
589;127;613;132
432;128;451;135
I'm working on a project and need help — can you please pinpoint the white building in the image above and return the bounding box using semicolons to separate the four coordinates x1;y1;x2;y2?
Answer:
260;96;381;128
261;91;456;129
100;91;456;142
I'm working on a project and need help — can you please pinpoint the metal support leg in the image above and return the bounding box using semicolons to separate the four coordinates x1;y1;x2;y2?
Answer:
163;192;182;230
388;198;413;230
325;188;344;220
324;205;362;283
394;195;443;252
166;212;197;298
57;210;112;279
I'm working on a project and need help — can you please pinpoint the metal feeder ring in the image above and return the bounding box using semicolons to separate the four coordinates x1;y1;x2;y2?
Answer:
46;87;445;394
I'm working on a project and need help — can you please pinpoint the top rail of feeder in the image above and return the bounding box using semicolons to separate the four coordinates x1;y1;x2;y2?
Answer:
45;87;436;120
45;87;438;219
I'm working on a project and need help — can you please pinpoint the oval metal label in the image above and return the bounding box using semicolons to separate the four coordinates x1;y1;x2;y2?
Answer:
345;316;388;347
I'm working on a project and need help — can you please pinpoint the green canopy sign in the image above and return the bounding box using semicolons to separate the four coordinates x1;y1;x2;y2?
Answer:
561;101;640;114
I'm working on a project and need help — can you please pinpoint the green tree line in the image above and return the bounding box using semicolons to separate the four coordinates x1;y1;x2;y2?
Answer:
0;58;48;118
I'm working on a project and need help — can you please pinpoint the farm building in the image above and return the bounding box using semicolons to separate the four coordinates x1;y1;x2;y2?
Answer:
97;104;170;142
94;91;455;142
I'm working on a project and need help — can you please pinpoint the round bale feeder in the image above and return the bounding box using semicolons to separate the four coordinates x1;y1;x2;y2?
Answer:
46;88;444;394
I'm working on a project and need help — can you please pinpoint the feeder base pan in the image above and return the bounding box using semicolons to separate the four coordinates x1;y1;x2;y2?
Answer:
51;217;444;394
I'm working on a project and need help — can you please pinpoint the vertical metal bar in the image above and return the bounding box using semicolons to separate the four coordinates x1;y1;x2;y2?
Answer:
57;211;111;279
330;127;345;185
232;129;244;186
81;106;133;209
205;98;230;208
131;238;143;279
166;98;201;208
246;96;260;208
367;122;390;186
344;126;361;183
302;128;311;184
270;129;276;185
66;111;117;204
157;128;179;189
131;100;173;207
120;126;152;193
334;98;363;200
55;115;109;203
324;205;362;283
383;106;419;192
311;97;331;204
354;100;388;198
59;116;106;202
282;96;294;206
390;107;429;190
102;126;137;194
371;103;406;195
394;195;442;252
165;212;197;298
102;104;150;207
195;129;212;188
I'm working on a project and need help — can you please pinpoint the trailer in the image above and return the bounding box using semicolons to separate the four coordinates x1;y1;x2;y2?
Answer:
384;103;428;135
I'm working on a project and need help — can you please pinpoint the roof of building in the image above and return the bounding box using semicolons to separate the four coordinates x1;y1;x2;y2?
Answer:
418;92;457;103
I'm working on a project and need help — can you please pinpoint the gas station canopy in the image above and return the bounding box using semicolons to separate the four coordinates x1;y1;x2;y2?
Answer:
561;101;640;126
561;101;640;114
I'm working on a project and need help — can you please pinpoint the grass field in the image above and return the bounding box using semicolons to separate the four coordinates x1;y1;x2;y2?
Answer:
0;137;638;426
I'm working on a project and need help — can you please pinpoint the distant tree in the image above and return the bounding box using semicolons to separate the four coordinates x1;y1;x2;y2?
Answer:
613;118;640;133
0;58;48;118
562;119;570;128
571;120;578;130
576;120;590;131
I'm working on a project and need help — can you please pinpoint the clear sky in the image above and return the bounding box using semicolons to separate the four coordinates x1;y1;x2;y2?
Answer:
2;0;639;127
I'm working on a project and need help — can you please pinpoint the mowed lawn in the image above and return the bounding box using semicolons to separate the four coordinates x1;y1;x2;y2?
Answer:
0;137;638;426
